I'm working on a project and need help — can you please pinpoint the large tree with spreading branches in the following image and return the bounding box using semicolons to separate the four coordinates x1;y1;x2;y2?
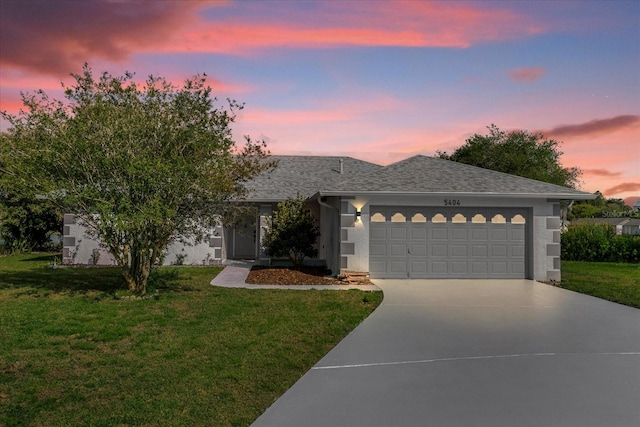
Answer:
0;64;271;294
437;124;582;188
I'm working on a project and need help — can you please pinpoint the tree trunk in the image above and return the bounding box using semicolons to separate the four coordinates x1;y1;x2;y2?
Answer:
121;243;152;295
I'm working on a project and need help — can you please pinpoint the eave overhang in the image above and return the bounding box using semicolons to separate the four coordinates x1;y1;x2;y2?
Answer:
311;191;596;200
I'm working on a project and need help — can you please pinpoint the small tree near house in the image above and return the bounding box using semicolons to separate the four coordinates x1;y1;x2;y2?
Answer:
263;195;321;267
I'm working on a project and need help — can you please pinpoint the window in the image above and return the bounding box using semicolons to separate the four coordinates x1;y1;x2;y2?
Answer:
471;214;486;223
511;214;526;224
452;213;467;223
432;213;447;223
411;213;427;223
391;213;406;223
491;214;506;224
371;212;386;222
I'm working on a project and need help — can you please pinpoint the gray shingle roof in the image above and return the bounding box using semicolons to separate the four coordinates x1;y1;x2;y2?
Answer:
575;218;631;226
244;155;381;201
321;155;593;198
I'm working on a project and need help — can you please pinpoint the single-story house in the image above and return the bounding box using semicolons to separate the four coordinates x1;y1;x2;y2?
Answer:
63;155;594;282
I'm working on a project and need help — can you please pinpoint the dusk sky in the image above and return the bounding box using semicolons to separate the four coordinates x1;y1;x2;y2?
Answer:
1;0;639;203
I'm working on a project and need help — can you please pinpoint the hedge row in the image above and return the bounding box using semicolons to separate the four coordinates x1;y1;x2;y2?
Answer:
561;223;640;263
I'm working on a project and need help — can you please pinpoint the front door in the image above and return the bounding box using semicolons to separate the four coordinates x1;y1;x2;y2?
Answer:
233;218;256;259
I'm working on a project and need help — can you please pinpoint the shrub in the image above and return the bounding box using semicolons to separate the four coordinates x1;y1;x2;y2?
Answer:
262;195;321;267
562;222;640;263
609;235;640;263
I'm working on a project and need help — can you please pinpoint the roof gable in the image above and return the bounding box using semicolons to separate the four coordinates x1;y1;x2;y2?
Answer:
322;155;592;198
244;155;381;201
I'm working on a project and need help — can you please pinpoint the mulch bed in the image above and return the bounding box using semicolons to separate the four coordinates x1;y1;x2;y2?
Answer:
246;266;371;286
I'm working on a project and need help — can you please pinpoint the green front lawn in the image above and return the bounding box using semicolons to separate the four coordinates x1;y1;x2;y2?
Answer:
560;261;640;308
0;253;382;426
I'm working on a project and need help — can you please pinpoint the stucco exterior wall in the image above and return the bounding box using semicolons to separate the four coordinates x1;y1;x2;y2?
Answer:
336;195;562;282
62;214;224;266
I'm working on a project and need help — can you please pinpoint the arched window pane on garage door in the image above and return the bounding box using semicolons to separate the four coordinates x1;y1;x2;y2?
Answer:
452;213;467;223
472;214;486;223
491;214;506;224
391;213;406;223
511;214;526;224
432;213;447;223
411;213;427;223
371;212;386;222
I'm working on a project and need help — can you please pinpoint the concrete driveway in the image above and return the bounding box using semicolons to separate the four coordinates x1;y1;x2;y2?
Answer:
251;279;640;427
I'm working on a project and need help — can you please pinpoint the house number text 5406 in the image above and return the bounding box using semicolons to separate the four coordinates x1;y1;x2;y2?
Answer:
444;199;461;206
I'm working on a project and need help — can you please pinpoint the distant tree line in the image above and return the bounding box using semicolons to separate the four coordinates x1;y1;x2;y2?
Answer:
567;192;637;220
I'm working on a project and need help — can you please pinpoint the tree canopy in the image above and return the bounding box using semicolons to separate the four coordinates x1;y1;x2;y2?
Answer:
1;65;271;294
568;191;637;220
436;124;581;188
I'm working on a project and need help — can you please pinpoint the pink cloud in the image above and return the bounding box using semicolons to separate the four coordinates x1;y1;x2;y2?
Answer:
0;1;216;76
158;1;543;55
1;1;544;77
604;183;640;196
508;67;546;83
542;115;640;139
584;169;622;178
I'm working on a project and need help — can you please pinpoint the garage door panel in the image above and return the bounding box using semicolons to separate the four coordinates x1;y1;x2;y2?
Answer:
370;206;528;279
431;261;448;274
410;261;427;274
450;261;468;274
390;244;407;256
410;227;427;240
431;228;448;240
390;261;408;273
431;244;447;257
491;261;508;274
410;244;427;256
471;261;489;274
370;227;387;239
370;243;387;256
370;260;387;273
450;245;468;257
492;245;507;257
451;228;468;240
511;228;525;241
471;228;488;240
512;262;525;274
471;244;488;257
390;227;407;240
491;229;508;240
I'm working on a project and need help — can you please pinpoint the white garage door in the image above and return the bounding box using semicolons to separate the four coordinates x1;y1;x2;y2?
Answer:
369;207;528;279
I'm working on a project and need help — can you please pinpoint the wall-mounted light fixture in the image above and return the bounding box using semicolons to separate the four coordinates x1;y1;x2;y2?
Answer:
355;208;362;222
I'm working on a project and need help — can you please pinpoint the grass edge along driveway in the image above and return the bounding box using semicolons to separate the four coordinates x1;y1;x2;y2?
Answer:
0;253;382;427
560;261;640;308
